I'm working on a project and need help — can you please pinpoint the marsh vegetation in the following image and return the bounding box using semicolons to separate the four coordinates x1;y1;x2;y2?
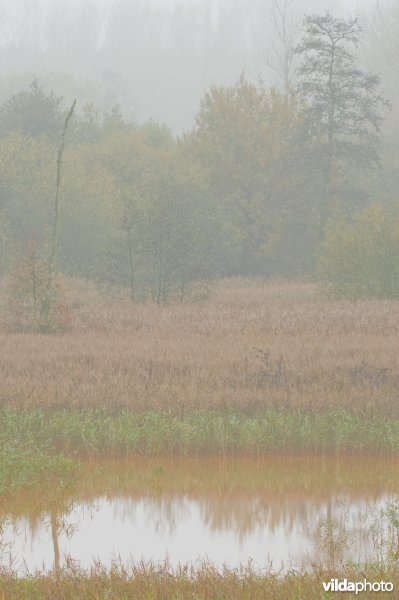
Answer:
2;456;399;598
2;280;399;416
1;281;399;599
1;2;399;597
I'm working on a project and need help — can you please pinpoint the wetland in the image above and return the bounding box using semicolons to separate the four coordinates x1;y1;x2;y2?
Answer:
3;454;399;574
2;282;399;597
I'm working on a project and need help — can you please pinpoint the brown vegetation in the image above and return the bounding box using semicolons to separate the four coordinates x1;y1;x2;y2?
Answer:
0;279;398;415
0;562;397;600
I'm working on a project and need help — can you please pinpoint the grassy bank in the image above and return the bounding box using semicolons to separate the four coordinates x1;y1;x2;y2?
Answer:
0;562;397;599
2;408;399;458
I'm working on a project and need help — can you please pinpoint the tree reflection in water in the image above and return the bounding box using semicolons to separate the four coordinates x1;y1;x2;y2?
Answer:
1;454;399;573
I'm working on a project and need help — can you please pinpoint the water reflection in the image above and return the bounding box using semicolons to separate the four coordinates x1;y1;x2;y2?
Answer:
1;455;399;573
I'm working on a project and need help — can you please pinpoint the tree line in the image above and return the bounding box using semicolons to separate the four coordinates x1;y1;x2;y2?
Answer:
0;12;398;311
1;1;399;132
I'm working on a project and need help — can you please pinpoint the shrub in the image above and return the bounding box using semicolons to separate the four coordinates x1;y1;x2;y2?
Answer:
2;240;71;332
318;204;399;299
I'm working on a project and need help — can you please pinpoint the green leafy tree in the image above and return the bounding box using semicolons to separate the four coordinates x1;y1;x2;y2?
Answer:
144;149;214;303
0;79;63;140
187;75;314;276
103;104;125;132
73;102;101;144
0;132;54;239
0;211;12;276
318;204;399;299
115;142;214;302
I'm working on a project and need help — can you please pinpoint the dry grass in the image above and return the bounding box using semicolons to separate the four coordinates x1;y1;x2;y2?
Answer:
1;278;399;415
0;562;397;599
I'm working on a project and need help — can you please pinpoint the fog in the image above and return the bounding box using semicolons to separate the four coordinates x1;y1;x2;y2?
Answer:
0;0;384;130
1;4;399;595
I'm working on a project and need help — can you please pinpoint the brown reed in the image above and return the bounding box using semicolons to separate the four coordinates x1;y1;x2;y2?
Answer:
0;278;398;415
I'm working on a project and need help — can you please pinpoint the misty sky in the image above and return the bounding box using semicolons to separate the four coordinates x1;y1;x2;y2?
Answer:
0;0;391;131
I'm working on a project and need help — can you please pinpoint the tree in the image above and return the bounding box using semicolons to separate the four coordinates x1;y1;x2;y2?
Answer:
115;143;214;303
295;12;388;239
42;99;76;331
318;204;399;299
73;102;101;143
4;239;68;332
0;211;11;276
267;0;300;93
0;132;55;239
187;75;313;276
145;149;214;303
3;100;76;333
0;79;63;140
103;104;125;132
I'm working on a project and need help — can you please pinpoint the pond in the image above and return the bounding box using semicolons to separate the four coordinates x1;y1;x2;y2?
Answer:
2;455;399;573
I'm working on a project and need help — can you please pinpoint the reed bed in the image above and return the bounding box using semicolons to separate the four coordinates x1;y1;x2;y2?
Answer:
1;279;399;416
0;562;397;599
1;280;399;597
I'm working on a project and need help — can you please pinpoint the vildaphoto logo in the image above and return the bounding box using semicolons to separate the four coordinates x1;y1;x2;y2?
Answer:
322;579;394;594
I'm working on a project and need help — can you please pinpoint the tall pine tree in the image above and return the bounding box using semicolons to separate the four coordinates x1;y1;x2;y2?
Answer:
295;13;388;238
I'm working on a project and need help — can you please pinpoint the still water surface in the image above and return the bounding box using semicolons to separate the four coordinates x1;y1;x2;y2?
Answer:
2;455;399;573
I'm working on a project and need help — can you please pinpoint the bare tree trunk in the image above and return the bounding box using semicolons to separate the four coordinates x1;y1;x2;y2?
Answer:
268;0;299;93
319;45;337;241
180;270;186;302
51;509;60;574
156;214;165;304
42;99;76;330
121;191;136;301
27;240;40;328
127;231;136;302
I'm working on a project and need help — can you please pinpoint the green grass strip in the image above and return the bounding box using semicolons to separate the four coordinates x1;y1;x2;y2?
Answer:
1;408;399;457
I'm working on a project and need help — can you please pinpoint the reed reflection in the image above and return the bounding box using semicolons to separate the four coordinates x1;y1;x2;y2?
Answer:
1;455;399;572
